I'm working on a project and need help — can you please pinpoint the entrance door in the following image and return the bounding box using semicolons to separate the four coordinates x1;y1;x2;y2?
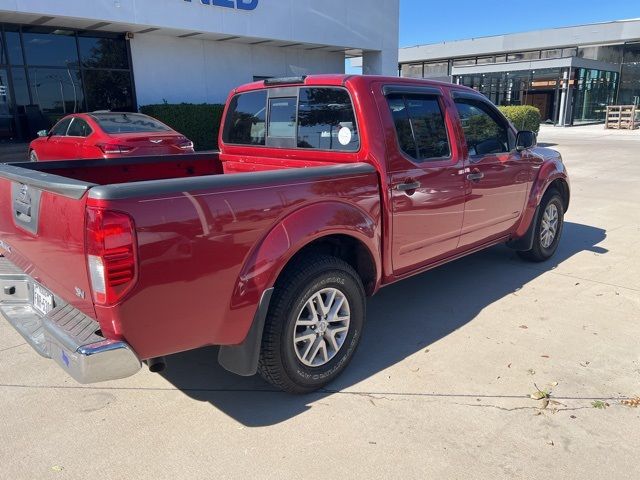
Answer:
379;87;466;274
0;70;16;140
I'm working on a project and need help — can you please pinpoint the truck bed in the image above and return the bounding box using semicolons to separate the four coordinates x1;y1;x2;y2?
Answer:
0;153;380;361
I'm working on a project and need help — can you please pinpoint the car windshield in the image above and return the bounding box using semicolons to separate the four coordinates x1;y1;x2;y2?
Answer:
92;113;172;134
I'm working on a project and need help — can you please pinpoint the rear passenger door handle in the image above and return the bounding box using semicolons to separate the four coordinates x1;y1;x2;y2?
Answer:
396;181;421;192
467;172;484;182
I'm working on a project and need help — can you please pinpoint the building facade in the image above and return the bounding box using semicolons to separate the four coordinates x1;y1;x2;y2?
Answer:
0;0;400;142
399;19;640;126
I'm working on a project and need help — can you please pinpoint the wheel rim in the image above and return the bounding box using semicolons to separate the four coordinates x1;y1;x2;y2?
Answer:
293;288;351;367
540;203;559;249
29;151;37;162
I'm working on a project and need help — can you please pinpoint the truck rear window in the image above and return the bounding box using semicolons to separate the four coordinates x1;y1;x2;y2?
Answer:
92;113;171;134
223;90;267;146
222;87;359;152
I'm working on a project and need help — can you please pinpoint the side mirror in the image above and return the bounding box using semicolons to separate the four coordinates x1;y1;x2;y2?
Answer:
515;130;537;152
37;130;49;137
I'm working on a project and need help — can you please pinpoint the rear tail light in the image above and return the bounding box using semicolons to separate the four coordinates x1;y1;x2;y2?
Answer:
178;139;194;150
97;143;134;155
86;207;137;306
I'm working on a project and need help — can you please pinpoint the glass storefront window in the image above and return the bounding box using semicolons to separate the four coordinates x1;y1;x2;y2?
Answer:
84;70;134;112
619;42;640;106
10;67;30;107
541;49;562;59
78;36;129;69
476;56;495;65
507;51;540;62
4;28;24;65
573;68;619;124
577;45;624;64
22;28;78;67
29;67;84;122
453;57;475;66
423;61;448;78
401;63;423;78
0;23;136;140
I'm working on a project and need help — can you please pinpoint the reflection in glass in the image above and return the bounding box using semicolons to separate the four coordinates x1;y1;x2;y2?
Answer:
78;36;128;69
84;70;133;111
4;29;24;65
297;88;359;151
23;30;78;67
0;69;15;138
573;68;619;124
29;68;84;123
222;90;267;145
619;42;640;106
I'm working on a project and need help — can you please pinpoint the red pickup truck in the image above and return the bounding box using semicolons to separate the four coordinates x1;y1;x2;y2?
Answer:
0;75;569;393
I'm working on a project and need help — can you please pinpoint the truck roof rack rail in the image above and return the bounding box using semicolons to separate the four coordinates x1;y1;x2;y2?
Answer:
264;76;307;86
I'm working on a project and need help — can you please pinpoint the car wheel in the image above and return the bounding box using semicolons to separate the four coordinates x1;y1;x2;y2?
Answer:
29;150;38;162
258;254;365;394
518;189;564;262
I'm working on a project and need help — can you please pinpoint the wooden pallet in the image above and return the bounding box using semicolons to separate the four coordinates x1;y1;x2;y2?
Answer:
605;105;637;130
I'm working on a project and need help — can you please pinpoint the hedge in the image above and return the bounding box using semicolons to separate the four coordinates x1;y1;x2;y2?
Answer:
140;103;225;151
498;105;541;133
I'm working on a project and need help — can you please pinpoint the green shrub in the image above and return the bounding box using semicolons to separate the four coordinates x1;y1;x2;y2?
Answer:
498;105;541;133
140;103;225;151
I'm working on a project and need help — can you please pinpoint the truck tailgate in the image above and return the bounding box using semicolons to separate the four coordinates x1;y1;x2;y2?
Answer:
0;167;96;318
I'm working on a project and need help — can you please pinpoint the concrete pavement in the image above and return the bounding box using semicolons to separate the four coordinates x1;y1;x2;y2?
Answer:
1;124;639;479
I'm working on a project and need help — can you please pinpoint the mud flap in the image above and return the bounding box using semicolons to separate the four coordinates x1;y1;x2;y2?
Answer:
217;288;274;376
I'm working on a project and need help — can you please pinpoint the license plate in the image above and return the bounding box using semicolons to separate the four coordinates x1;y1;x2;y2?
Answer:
33;284;54;316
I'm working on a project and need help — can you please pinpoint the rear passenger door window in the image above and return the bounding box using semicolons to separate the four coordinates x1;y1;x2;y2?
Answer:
387;94;451;162
67;118;92;137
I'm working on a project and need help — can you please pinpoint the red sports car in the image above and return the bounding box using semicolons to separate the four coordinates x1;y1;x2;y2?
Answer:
28;112;194;161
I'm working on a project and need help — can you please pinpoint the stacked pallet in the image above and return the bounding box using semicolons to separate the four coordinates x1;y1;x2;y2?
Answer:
605;105;637;130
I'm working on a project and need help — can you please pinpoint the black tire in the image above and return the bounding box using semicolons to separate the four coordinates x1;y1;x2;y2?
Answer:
258;254;365;394
518;189;564;262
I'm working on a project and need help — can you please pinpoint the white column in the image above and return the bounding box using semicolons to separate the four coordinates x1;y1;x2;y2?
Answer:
362;50;398;76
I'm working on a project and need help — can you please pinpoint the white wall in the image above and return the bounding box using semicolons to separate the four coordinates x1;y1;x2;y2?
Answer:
0;0;399;73
130;34;346;106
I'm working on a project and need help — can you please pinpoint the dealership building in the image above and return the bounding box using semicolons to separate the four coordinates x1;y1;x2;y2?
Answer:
398;19;640;126
0;0;399;142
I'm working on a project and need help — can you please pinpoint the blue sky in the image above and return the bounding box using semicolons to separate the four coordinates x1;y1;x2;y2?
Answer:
399;0;639;47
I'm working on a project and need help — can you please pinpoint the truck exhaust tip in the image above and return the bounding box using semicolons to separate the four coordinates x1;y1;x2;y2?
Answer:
146;357;166;373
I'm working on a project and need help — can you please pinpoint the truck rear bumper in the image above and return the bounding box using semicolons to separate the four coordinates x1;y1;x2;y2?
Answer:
0;256;141;383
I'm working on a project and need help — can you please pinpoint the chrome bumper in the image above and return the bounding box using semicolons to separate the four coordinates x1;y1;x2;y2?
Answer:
0;256;141;383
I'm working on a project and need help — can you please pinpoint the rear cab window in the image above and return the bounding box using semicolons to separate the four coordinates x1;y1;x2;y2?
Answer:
92;113;171;134
222;86;359;152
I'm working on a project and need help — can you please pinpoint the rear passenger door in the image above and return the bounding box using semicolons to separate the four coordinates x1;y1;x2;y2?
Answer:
61;118;93;159
381;86;466;274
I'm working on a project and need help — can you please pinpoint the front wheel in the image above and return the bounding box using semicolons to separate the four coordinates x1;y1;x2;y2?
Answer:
518;190;564;262
258;254;365;394
29;150;38;162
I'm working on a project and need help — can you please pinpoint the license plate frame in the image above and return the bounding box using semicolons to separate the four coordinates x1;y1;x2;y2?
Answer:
33;283;54;316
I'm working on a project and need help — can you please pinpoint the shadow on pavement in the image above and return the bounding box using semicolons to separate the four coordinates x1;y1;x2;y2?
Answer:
159;222;607;426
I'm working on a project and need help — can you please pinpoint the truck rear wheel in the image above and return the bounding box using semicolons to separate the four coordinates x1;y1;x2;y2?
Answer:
258;254;365;394
518;189;564;262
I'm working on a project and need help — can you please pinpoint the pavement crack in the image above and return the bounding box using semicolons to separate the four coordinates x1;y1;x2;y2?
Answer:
0;343;26;354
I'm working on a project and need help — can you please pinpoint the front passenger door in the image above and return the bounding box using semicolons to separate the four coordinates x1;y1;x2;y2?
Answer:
453;95;530;248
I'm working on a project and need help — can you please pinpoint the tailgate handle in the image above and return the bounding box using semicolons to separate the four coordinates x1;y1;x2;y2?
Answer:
14;200;31;218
